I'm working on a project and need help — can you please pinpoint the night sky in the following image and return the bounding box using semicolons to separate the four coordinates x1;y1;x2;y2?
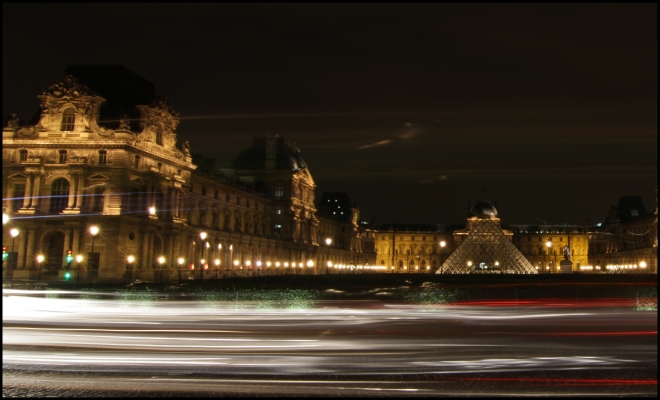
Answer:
3;3;657;226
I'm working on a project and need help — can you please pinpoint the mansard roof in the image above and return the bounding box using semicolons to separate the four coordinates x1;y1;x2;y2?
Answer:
231;135;308;171
64;65;157;131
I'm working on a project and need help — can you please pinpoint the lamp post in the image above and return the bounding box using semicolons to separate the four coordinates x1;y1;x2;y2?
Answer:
199;232;207;281
214;259;220;280
545;240;552;274
325;238;332;275
158;256;165;282
127;255;135;282
9;228;19;274
439;241;446;274
217;243;223;277
229;244;233;275
177;257;184;282
89;226;100;276
75;255;83;284
36;254;45;281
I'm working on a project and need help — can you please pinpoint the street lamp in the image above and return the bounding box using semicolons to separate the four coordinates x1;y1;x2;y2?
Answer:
177;257;184;282
76;255;83;284
127;255;135;282
36;254;45;281
214;259;220;280
546;240;552;274
158;256;165;282
199;232;207;281
3;213;8;225
439;241;446;274
9;228;19;273
325;238;332;246
89;226;100;275
229;244;233;273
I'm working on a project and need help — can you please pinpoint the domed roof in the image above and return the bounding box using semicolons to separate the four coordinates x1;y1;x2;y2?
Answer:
469;200;498;218
230;135;308;171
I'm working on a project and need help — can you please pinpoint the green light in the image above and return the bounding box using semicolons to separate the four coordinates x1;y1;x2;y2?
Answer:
66;250;73;264
64;271;71;280
2;247;7;261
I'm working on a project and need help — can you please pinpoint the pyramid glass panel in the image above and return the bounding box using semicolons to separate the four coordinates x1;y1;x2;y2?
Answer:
438;218;538;274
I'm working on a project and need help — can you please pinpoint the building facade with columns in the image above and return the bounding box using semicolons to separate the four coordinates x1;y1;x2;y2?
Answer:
2;66;375;283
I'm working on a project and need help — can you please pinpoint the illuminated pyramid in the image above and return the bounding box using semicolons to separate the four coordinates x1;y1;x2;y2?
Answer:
438;217;538;274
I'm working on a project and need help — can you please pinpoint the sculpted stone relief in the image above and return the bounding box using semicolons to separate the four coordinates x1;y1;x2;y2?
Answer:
40;75;97;99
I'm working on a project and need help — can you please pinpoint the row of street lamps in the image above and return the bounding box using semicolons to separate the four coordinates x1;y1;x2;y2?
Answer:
4;214;101;282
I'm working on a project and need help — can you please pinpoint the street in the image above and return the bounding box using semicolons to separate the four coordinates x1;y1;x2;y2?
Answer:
3;290;657;397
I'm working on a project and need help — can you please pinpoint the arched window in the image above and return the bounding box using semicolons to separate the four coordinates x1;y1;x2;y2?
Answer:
50;178;70;214
60;108;75;132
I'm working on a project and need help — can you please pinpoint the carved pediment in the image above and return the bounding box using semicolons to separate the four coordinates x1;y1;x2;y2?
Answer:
7;172;27;180
41;75;98;99
129;176;147;186
88;173;110;181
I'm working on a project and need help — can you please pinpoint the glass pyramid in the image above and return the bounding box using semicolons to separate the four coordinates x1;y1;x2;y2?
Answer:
438;217;538;274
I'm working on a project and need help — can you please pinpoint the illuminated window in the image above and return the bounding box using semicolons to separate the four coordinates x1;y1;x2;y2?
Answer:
275;181;284;198
276;207;282;215
60;108;75;131
98;150;107;165
19;150;28;162
58;150;68;164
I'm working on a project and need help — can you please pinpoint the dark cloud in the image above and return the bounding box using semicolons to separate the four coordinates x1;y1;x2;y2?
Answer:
2;3;656;224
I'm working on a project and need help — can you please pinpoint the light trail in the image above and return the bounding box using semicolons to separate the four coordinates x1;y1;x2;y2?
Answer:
3;290;656;396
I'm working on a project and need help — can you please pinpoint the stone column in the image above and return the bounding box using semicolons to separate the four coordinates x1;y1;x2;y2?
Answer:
26;228;36;270
147;184;155;211
31;174;42;209
66;176;76;208
17;231;27;269
75;174;84;209
72;228;81;256
5;183;14;212
147;233;155;270
140;232;150;273
22;175;33;208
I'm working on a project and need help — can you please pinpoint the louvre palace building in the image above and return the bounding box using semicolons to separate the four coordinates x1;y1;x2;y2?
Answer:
3;66;657;283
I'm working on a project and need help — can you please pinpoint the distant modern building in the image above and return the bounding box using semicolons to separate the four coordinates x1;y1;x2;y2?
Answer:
2;66;375;283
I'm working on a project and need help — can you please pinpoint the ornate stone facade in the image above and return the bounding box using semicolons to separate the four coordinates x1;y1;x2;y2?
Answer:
2;67;375;283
